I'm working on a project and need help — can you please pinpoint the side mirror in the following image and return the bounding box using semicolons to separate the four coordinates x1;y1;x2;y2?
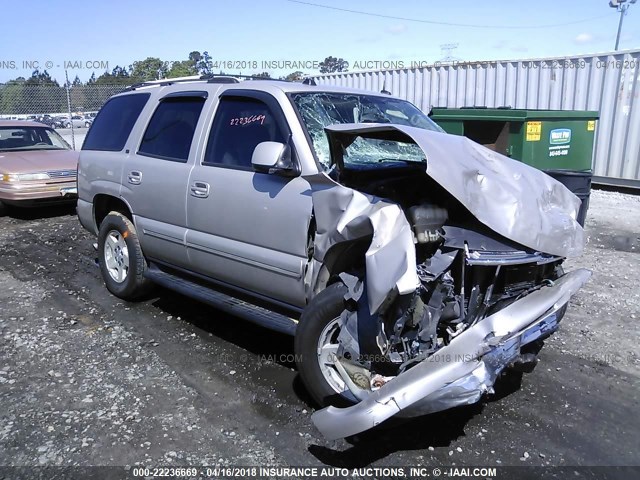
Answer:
251;141;299;177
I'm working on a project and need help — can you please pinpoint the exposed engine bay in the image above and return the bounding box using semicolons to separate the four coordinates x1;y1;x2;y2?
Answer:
325;165;563;397
304;123;590;439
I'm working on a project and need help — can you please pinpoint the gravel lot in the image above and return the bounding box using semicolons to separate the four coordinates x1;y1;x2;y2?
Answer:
0;189;638;471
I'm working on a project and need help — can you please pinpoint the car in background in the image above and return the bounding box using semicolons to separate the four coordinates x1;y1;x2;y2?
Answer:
52;116;68;129
64;115;89;128
84;117;93;128
37;115;58;128
0;121;78;215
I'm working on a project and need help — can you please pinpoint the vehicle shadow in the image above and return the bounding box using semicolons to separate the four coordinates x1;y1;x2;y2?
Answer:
149;288;298;367
149;287;526;466
2;203;76;220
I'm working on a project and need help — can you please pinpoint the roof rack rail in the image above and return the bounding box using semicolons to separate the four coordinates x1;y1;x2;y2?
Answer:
202;74;302;84
125;74;241;91
124;73;318;91
203;74;264;82
125;75;204;91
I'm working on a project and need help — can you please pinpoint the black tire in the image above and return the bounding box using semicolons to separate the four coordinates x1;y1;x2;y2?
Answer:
295;282;356;408
0;201;6;217
97;212;151;301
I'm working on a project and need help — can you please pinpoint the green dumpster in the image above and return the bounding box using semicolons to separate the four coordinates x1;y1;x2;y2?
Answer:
429;107;598;227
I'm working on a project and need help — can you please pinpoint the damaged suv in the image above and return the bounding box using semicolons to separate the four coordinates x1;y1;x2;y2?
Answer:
77;77;590;440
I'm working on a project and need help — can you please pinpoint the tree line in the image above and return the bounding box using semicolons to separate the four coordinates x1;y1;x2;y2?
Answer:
0;51;349;114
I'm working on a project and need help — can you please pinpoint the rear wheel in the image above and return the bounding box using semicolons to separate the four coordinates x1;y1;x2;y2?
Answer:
295;283;357;407
0;200;6;217
97;212;151;300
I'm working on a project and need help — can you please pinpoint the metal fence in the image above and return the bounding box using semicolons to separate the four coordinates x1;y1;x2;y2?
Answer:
314;49;640;188
0;83;126;149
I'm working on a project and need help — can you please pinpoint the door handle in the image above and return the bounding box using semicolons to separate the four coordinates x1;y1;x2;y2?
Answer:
190;181;210;198
127;171;142;185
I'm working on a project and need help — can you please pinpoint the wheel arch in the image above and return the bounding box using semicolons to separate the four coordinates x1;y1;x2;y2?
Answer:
93;194;134;230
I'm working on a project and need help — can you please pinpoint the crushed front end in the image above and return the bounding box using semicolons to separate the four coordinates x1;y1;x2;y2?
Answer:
312;267;590;440
303;124;590;440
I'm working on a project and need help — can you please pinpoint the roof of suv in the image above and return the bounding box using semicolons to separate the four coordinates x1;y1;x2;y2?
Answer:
124;76;393;99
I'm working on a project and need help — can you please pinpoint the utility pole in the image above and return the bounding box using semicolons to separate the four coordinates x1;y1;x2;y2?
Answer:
440;43;459;62
610;0;637;51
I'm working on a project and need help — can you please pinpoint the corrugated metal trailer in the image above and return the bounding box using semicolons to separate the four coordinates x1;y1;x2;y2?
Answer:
314;49;640;189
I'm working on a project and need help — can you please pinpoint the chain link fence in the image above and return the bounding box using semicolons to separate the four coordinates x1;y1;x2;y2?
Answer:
0;84;126;149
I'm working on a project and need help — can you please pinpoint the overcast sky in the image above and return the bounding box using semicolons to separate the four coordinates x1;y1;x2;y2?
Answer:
1;0;639;83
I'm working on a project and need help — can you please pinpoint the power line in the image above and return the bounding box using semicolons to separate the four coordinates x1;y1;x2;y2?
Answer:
285;0;614;29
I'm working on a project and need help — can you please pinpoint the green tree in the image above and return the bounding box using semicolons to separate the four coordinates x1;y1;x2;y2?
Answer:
167;60;197;78
318;56;349;73
78;66;132;111
0;78;26;114
1;71;66;114
196;51;214;76
24;69;60;87
130;57;168;82
189;51;202;64
281;71;305;81
94;66;133;86
252;72;271;79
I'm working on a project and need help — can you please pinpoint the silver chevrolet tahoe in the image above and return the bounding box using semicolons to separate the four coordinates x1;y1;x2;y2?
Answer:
77;76;590;439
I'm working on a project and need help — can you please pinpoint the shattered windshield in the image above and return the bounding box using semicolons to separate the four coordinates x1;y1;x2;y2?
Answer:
290;92;442;170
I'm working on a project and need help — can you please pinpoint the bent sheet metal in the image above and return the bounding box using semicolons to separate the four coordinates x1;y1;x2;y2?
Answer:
306;124;588;439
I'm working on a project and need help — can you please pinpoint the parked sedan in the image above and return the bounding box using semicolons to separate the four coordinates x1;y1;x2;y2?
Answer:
0;121;78;214
53;116;68;129
37;115;58;128
64;115;88;128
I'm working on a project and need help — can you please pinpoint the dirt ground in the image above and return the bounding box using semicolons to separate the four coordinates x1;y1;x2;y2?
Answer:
0;189;638;471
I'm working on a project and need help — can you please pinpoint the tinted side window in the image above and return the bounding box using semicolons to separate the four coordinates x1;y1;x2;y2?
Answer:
203;98;287;168
138;97;205;162
82;93;149;151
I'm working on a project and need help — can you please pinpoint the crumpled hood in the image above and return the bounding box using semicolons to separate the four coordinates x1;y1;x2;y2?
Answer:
325;123;584;258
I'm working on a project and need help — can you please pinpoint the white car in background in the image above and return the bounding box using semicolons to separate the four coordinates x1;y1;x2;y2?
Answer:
64;116;89;128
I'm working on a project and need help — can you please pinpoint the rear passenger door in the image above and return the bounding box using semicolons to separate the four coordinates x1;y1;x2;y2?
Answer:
121;91;207;270
185;91;313;307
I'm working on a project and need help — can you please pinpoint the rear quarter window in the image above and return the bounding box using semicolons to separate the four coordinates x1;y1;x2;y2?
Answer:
82;93;150;151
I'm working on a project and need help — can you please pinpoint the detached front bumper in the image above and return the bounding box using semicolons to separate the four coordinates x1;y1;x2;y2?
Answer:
312;268;591;440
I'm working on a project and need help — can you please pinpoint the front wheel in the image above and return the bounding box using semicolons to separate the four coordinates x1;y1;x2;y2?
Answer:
295;282;357;407
97;212;152;300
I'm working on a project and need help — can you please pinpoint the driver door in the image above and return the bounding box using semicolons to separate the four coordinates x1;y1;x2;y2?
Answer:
185;92;313;307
